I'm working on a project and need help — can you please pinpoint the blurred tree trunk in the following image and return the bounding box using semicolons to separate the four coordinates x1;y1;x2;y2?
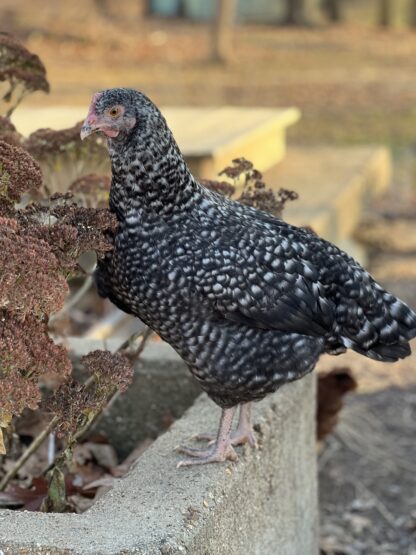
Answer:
282;0;321;26
94;0;111;19
409;0;416;27
379;0;393;27
283;0;304;25
211;0;237;63
322;0;343;22
139;0;152;17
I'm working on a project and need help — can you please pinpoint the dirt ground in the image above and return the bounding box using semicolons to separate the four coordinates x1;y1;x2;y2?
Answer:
318;178;416;555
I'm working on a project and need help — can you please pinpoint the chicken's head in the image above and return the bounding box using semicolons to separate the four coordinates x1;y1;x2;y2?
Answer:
80;89;139;142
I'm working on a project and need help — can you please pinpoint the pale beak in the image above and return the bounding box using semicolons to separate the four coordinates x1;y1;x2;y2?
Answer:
81;92;104;140
80;116;98;141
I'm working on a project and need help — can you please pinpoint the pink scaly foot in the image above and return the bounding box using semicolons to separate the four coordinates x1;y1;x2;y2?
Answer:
177;407;238;467
193;402;257;448
231;402;257;448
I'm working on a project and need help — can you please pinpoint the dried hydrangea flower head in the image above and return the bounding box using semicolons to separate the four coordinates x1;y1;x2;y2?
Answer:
0;116;22;146
205;157;298;217
0;33;49;117
49;351;133;438
0;140;121;431
25;122;109;194
0;140;42;198
69;173;111;208
0;311;72;416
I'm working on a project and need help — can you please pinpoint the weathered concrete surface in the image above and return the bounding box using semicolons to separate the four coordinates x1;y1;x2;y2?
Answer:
0;373;318;555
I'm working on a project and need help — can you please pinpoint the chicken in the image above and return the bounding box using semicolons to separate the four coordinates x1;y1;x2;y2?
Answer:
80;88;416;466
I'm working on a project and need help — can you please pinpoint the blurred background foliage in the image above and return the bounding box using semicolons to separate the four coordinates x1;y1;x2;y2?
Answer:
2;0;416;151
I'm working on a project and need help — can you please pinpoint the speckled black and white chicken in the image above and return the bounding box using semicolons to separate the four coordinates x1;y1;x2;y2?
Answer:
81;89;416;466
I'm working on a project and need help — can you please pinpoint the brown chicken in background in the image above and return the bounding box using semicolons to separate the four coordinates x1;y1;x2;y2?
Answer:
317;367;357;442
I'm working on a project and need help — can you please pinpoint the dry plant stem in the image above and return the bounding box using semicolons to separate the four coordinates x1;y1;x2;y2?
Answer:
102;326;155;412
127;326;154;363
45;404;106;474
117;325;153;354
49;275;94;324
48;327;153;473
0;415;59;491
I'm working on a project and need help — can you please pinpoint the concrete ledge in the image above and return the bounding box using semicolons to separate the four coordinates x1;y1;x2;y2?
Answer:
0;373;317;555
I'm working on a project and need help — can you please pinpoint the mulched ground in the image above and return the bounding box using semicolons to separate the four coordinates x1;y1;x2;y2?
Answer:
319;385;416;555
319;174;416;555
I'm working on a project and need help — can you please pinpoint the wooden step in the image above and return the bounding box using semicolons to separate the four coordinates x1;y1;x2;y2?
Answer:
163;106;300;177
12;106;300;177
263;146;392;261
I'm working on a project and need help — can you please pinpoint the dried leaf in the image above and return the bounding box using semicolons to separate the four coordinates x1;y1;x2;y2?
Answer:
0;476;48;511
82;474;115;491
0;410;12;428
0;428;6;455
0;410;12;454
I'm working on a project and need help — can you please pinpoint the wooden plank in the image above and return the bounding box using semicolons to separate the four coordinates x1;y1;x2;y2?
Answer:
163;107;300;155
263;146;392;255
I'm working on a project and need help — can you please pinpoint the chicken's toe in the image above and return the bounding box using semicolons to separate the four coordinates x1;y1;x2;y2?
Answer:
176;442;238;467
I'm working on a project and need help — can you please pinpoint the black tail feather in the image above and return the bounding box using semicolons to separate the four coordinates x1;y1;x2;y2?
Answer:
345;295;416;363
361;341;412;363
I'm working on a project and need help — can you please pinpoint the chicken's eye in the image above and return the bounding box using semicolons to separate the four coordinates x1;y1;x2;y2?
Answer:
109;107;120;117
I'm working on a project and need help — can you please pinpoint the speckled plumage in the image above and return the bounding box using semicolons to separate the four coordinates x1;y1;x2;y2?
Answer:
89;89;416;410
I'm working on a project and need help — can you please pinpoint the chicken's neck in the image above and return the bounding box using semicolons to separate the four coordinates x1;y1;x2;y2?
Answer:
108;131;202;220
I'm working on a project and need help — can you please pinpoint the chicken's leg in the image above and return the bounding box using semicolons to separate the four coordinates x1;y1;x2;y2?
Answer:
176;407;238;467
232;402;258;448
193;402;257;448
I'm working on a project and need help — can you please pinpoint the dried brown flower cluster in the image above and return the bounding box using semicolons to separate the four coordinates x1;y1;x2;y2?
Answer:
49;351;133;437
19;197;117;273
82;350;134;394
25;122;110;194
25;123;106;160
0;116;22;146
0;33;49;117
0;140;42;204
0;141;125;430
0;36;133;467
69;173;111;208
0;221;68;317
201;179;236;198
0;312;71;416
239;184;299;219
205;157;299;218
0;151;71;419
